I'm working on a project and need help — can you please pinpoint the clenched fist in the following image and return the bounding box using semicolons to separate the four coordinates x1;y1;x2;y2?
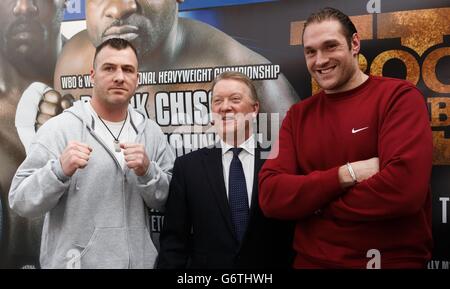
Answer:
60;141;92;177
120;143;150;176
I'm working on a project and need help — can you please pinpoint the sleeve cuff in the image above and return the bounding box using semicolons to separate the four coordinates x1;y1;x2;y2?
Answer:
50;159;70;183
320;166;345;195
137;161;159;184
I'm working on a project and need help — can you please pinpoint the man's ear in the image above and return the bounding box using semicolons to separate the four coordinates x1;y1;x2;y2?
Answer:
90;69;95;86
253;101;260;117
351;33;361;57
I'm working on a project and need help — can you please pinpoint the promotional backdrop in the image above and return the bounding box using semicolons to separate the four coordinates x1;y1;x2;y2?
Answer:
0;0;448;269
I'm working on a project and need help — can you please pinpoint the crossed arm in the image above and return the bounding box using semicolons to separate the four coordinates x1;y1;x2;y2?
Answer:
258;86;432;221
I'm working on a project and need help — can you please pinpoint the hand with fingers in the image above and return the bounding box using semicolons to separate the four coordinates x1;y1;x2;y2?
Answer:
339;157;380;188
350;157;380;181
121;143;150;176
36;89;75;130
60;141;93;177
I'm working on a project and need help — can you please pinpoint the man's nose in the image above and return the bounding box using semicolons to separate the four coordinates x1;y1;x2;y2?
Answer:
113;69;125;83
315;50;329;66
105;0;138;20
13;0;38;17
219;99;233;112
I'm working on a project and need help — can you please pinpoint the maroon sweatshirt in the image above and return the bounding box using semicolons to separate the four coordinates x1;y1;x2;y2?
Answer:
259;76;433;268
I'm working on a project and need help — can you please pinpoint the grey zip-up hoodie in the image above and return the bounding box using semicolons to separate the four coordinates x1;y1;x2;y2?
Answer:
9;100;175;268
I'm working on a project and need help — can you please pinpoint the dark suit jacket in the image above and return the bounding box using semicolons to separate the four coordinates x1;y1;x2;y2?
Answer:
157;145;294;269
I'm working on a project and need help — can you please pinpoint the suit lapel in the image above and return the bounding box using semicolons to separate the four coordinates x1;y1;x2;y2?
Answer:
250;147;263;213
201;147;235;238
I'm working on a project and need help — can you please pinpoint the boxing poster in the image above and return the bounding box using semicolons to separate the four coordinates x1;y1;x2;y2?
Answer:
0;0;449;269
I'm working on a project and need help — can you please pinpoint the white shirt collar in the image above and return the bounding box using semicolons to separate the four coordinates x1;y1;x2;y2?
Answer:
220;134;256;156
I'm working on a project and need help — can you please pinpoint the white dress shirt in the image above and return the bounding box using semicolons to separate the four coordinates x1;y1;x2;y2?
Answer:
221;135;256;207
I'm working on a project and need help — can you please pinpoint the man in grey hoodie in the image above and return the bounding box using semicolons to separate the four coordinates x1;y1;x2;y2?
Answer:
8;38;175;269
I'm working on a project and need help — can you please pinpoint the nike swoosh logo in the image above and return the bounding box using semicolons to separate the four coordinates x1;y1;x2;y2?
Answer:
352;127;369;134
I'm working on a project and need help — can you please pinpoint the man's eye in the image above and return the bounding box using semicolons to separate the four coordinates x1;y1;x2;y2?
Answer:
327;44;337;50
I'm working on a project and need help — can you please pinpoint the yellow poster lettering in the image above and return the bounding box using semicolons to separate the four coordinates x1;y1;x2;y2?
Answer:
423;47;450;94
370;50;420;85
433;131;450;165
377;8;450;56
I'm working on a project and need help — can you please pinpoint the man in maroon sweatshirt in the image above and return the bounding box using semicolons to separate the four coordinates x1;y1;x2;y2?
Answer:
259;7;433;268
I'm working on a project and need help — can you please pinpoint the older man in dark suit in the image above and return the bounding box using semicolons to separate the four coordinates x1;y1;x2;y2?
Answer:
158;71;294;269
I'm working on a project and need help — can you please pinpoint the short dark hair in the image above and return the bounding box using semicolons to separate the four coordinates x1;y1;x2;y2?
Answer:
93;38;139;68
302;7;357;49
211;71;258;103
